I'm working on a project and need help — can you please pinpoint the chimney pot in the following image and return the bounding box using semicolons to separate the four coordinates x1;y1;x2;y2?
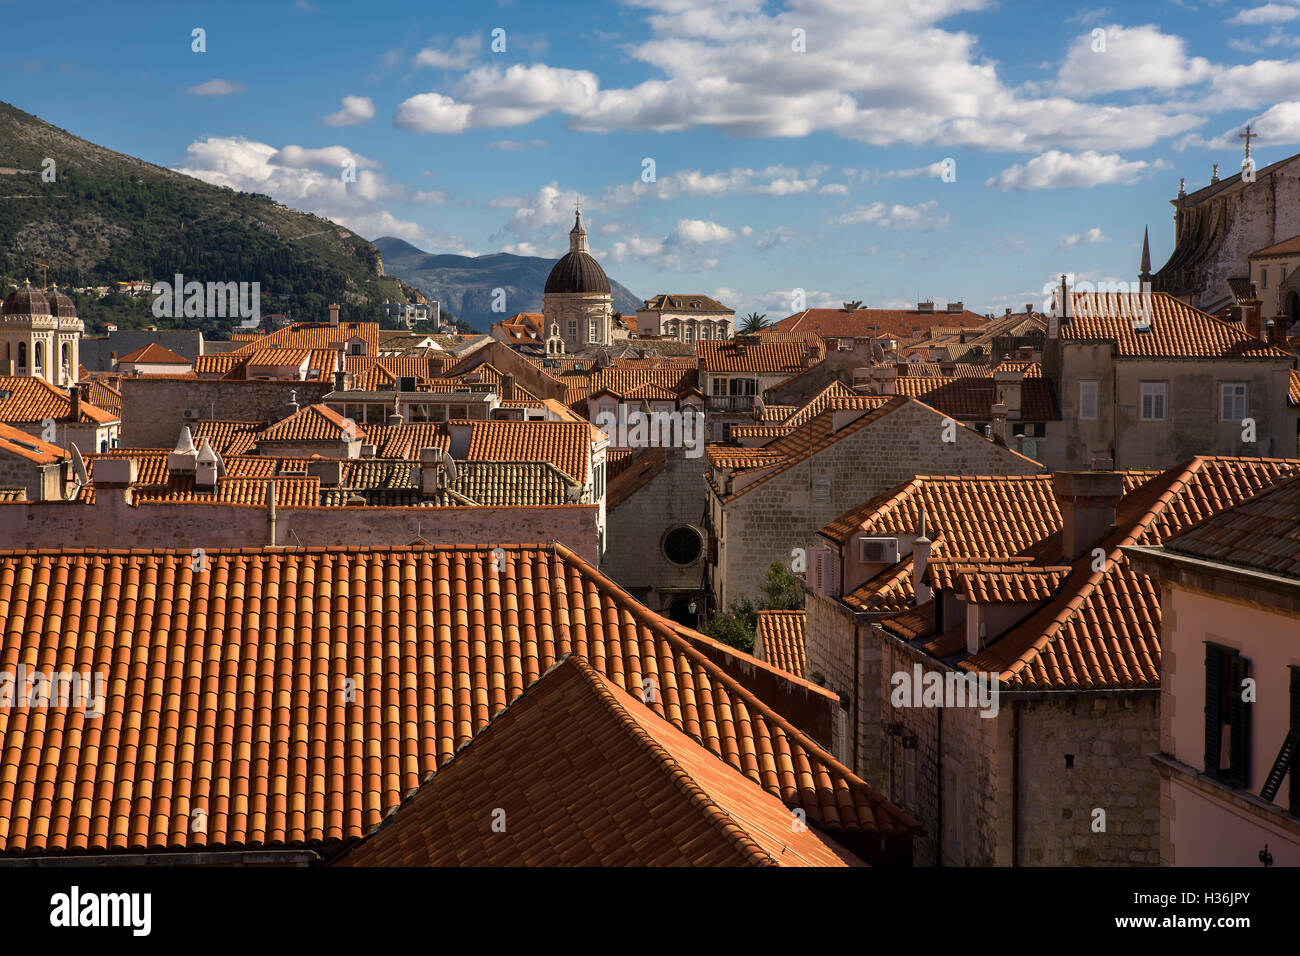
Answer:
1052;471;1125;562
328;303;340;327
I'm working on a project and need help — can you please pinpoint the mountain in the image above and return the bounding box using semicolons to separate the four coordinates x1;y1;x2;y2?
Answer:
374;236;644;332
0;101;424;337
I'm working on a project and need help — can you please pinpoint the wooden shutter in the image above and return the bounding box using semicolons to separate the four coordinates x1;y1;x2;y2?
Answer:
1205;645;1222;776
1228;654;1251;790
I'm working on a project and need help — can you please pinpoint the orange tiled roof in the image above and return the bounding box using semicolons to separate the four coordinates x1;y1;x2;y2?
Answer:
0;543;916;857
847;457;1299;689
463;420;593;485
765;308;988;339
1289;369;1300;407
0;421;68;465
257;404;355;443
117;342;190;365
334;656;861;866
78;380;122;417
361;422;449;460
756;611;806;679
925;559;1071;604
229;321;379;356
883;375;1059;421
1063;292;1290;359
1162;471;1300;580
696;336;823;374
187;420;263;456
0;376;118;425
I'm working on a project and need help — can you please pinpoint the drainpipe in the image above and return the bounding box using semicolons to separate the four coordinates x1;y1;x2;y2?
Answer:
936;706;943;867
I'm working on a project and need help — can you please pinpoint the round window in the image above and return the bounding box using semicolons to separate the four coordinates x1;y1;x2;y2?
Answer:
662;526;704;566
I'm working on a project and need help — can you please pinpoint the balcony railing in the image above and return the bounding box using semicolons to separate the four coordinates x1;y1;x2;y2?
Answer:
707;395;756;412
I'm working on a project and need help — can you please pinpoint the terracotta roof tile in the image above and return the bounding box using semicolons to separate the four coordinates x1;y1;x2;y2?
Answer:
1063;292;1290;359
765;308;988;339
1162;471;1300;579
756;611;806;679
334;657;861;866
696;337;823;374
0;422;68;465
257;404;355;443
117;343;190;365
0;376;118;425
0;543;916;857
464;421;593;485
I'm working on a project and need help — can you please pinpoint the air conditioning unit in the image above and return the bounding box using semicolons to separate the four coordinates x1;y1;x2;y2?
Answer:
858;536;900;564
183;408;202;420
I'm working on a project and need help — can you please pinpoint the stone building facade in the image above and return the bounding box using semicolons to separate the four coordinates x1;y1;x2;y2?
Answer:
542;208;614;352
635;294;734;342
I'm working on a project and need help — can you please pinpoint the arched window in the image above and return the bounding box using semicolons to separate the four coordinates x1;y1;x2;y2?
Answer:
61;342;70;370
18;343;27;371
33;342;43;371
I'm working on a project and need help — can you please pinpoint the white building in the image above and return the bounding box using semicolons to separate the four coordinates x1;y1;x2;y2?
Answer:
636;294;734;342
0;282;83;388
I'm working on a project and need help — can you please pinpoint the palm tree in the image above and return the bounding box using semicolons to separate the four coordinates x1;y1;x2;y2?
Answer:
739;311;769;334
842;300;864;312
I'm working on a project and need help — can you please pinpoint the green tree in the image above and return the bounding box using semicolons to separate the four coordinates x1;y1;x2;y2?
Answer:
700;599;758;653
841;300;864;312
738;311;768;334
761;561;805;610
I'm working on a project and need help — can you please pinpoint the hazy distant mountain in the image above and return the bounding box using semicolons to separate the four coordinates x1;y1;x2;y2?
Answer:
0;101;423;336
375;236;644;332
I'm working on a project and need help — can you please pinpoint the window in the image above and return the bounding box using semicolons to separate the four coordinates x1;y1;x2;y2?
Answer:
1261;268;1269;290
1220;383;1247;422
33;342;43;371
1205;644;1251;789
1079;380;1099;420
662;526;704;566
567;321;577;341
588;319;597;343
17;343;26;370
1140;381;1166;420
711;378;727;396
684;324;694;342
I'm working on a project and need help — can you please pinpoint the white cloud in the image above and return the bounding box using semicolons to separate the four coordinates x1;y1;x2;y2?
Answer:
818;183;850;195
394;93;474;134
1206;59;1300;109
413;36;482;70
325;95;375;127
1207;101;1300;147
873;161;951;180
188;78;242;96
673;219;736;244
1057;25;1213;96
388;2;1202;151
986;150;1154;190
174;136;426;241
1059;227;1109;247
835;200;947;229
1228;4;1300;25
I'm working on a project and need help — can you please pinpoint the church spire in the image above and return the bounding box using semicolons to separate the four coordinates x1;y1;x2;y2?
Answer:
569;200;588;254
1140;227;1151;284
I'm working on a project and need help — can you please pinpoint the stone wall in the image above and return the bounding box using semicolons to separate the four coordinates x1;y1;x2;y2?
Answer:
121;379;330;447
603;447;709;617
713;400;1043;607
0;497;599;563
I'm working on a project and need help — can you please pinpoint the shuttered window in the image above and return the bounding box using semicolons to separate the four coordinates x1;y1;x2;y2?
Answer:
1205;643;1251;789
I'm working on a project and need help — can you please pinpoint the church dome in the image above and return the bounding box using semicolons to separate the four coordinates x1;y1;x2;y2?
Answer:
544;207;611;295
2;282;51;316
545;251;610;295
47;285;77;318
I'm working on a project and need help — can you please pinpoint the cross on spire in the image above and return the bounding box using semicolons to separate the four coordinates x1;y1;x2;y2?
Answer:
1240;125;1255;161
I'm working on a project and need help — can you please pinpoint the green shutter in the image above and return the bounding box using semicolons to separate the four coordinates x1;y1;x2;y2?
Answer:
1205;645;1222;776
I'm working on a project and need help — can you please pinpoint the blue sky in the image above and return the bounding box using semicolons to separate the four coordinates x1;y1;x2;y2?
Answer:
3;0;1299;317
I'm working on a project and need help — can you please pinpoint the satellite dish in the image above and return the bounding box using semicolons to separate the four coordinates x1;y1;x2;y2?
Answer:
440;451;459;486
69;443;89;485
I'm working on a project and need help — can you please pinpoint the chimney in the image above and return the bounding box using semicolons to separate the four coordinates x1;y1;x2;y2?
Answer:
333;370;348;392
868;365;898;395
1268;316;1288;347
917;301;935;314
168;426;199;473
196;437;221;490
1052;470;1125;561
991;402;1008;443
993;367;1024;418
266;479;277;547
1024;304;1034;316
307;459;342;487
93;457;137;506
69;384;81;422
501;372;516;401
109;351;118;368
939;359;956;376
946;301;963;314
328;303;340;327
1243;298;1263;340
912;511;933;605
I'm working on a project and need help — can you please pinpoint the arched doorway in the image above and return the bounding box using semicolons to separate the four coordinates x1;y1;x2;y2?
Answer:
1287;290;1299;329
